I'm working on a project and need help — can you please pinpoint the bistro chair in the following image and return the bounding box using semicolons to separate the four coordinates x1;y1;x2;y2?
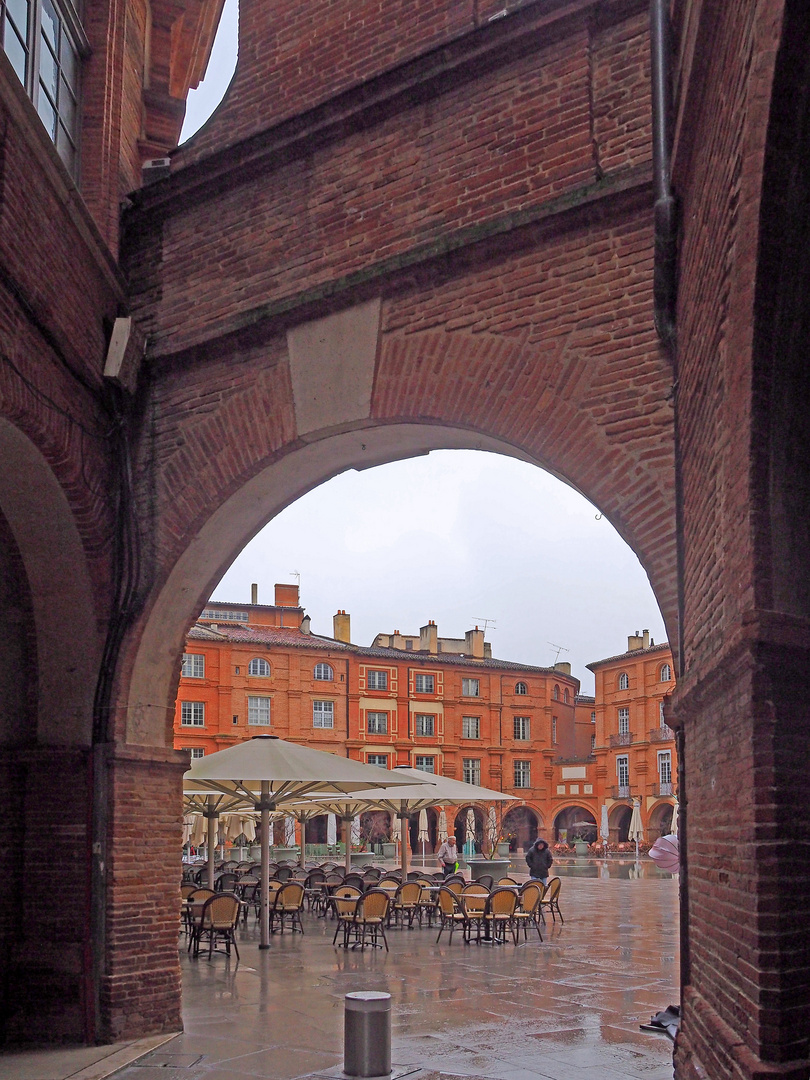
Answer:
185;886;216;943
362;867;382;882
496;876;519;887
475;873;494;890
460;884;489;943
270;881;306;934
343;872;367;892
331;886;363;947
415;877;439;926
305;868;327;910
513;882;544;941
216;872;239;892
192;893;241;960
538;877;564;924
351;889;391;951
435;886;467;945
444;877;464;896
390;881;422;928
483;888;519;945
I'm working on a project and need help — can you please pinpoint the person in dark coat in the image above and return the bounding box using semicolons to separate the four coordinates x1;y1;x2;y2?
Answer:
526;838;553;884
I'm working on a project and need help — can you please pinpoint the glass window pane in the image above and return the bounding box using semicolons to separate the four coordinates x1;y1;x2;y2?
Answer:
7;0;29;38
59;33;77;89
40;0;57;47
39;37;57;98
37;86;56;137
59;78;75;130
3;17;27;83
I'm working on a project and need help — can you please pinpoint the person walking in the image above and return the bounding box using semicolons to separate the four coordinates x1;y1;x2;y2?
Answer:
436;835;459;876
526;837;553;884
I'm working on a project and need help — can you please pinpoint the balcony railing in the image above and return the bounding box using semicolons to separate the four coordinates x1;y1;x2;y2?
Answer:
611;785;632;799
649;725;675;742
654;781;674;797
609;732;633;748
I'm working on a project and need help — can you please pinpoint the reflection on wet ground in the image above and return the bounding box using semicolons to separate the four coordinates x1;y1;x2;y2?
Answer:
112;870;679;1080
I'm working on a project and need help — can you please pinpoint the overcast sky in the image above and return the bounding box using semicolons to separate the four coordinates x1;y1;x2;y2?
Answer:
179;6;667;696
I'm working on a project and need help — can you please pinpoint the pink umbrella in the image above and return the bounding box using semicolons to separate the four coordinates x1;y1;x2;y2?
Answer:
649;833;679;873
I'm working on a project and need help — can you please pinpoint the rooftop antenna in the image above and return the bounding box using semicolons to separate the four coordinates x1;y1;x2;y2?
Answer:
473;618;496;635
548;641;569;664
290;570;301;586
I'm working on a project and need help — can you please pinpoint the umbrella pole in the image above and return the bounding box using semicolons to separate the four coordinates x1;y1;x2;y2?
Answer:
299;817;306;867
259;781;271;949
206;795;217;889
344;816;352;874
399;810;409;878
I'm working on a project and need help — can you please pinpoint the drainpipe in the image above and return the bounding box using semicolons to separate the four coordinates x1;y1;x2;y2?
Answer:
651;0;677;349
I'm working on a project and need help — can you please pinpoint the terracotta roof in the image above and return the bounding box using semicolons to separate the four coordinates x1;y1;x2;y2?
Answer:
586;640;671;671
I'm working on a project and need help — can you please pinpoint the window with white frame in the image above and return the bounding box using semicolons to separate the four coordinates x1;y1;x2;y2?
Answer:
415;713;435;737
462;716;480;739
618;707;630;736
659;700;667;727
513;760;531;787
591;710;596;723
563;688;570;703
552;715;557;744
367;754;387;768
248;657;270;677
181;653;205;678
513;716;530;740
180;701;205;726
591;733;596;751
414;673;434;694
658;750;672;786
183;746;205;759
515;681;528;695
619;672;629;690
201;608;248;622
462;677;480;697
366;711;387;735
247;696;271;726
366;669;388;690
314;662;334;681
553;684;559;700
414;755;435;773
462;758;481;785
660;663;672;682
313;700;334;728
616;754;629;789
1;0;82;173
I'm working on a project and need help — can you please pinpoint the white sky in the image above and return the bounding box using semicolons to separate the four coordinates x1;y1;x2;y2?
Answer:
179;6;667;695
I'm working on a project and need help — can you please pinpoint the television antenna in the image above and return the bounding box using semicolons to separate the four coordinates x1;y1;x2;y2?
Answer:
548;641;569;664
473;617;497;635
290;570;301;586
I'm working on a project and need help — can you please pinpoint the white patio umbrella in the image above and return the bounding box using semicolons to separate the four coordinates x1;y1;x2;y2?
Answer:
465;808;477;858
670;797;679;837
438;810;447;840
628;798;644;857
184;788;251;886
418;809;430;862
327;812;337;846
600;804;610;853
184;735;422;947
190;813;206;848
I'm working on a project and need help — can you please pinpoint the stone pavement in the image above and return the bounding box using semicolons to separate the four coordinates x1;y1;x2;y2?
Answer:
2;863;679;1080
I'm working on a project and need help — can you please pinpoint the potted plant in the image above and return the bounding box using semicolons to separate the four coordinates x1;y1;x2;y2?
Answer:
572;833;590;856
468;807;511;879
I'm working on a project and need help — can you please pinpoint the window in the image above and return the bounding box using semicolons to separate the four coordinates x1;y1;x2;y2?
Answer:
313;700;334;728
616;754;629;788
367;669;388;690
563;688;570;704
462;758;481;785
591;733;596;751
658;750;672;785
367;754;388;768
618;707;630;736
513;760;531;787
515;681;528;695
591;710;596;723
415;713;435;737
414;755;435;773
183;746;205;759
2;0;82;173
513;716;530;740
619;672;629;690
553;684;559;700
201;608;249;622
414;673;434;694
660;663;672;682
659;700;667;727
314;663;334;681
180;701;205;727
248;657;270;677
247;696;271;726
552;715;557;744
462;677;480;697
462;716;480;739
181;653;205;678
366;711;387;734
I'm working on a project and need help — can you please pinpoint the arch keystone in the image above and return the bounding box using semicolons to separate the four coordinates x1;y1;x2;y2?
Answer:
287;298;381;438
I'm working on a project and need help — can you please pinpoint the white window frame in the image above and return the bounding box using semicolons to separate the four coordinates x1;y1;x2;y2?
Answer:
183;746;205;759
513;760;531;787
313;700;334;728
658;750;672;785
314;663;334;681
248;657;270;677
367;754;388;768
462;715;480;740
414;673;435;694
366;669;388;691
415;713;435;737
462;677;480;697
618;707;630;735
619;672;629;690
660;663;672;682
181;653;205;678
366;711;388;735
553;684;559;700
180;701;205;727
462;758;481;785
414;755;435;773
247;695;271;726
552;715;558;744
616;754;629;788
513;716;530;740
515;681;528;695
563;688;570;704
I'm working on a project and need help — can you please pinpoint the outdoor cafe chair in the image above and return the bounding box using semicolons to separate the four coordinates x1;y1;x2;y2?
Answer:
192;893;241;960
415;877;439;925
270;881;306;934
538;877;564;924
351;889;391;951
362;866;382;882
216;872;239;892
343;873;367;892
496;876;519;887
474;873;494;890
483;888;520;945
390;881;422;928
184;886;216;942
513;882;544;941
460;885;489;943
331;886;363;947
305;868;327;910
181;882;197;900
444;877;465;896
435;886;467;945
377;875;401;891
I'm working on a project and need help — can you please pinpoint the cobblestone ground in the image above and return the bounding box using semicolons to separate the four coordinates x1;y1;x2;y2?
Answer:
114;862;679;1080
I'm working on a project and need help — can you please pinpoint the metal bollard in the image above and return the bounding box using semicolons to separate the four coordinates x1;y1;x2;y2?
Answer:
344;991;391;1077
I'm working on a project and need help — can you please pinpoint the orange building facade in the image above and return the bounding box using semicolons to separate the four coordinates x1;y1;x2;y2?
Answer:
174;586;676;851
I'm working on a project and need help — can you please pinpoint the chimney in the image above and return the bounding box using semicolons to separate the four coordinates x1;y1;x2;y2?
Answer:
251;582;258;605
392;630;406;650
465;626;485;659
274;582;300;607
554;661;571;675
627;630;644;651
333;610;351;643
420;620;438;654
643;629;650;648
300;614;311;635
